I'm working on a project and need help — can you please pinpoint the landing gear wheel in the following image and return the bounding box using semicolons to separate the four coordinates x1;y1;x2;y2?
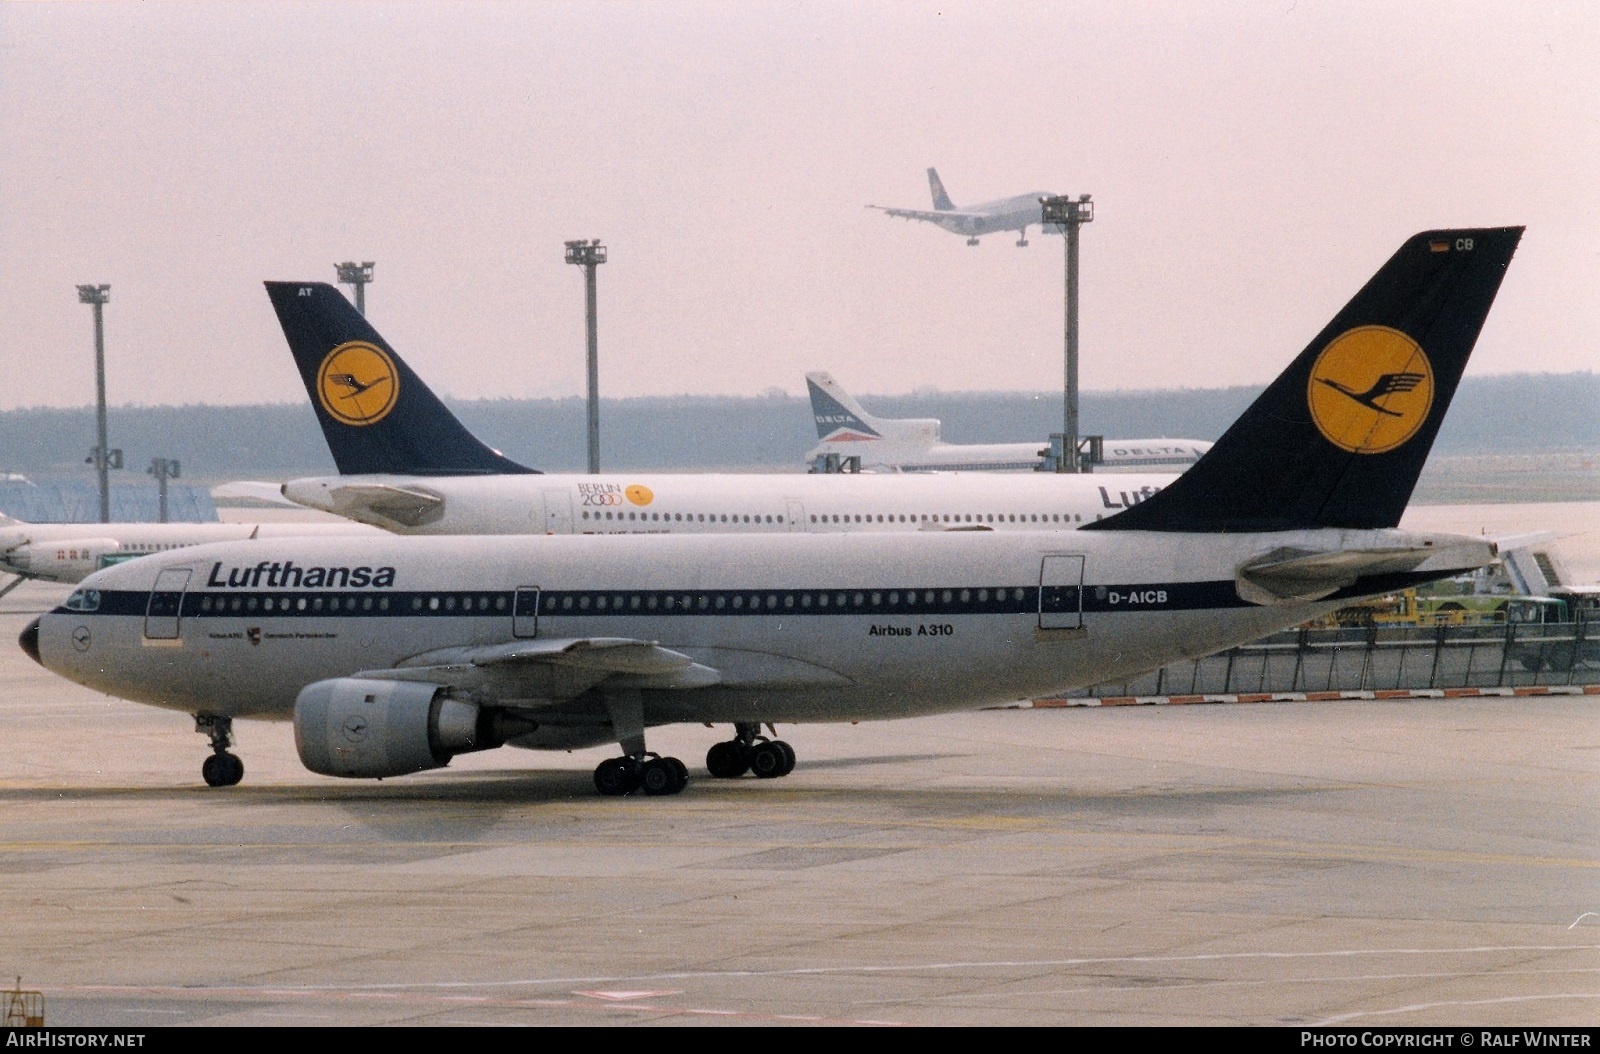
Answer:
706;740;751;778
641;757;688;796
202;752;243;788
594;757;640;796
750;740;795;779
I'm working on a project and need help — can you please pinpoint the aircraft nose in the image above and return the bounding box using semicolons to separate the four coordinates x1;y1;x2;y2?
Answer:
19;616;41;666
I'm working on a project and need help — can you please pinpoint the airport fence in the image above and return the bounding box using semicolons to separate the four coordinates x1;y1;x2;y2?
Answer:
1066;620;1598;699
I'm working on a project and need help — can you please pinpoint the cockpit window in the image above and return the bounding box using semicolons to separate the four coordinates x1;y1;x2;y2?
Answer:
63;589;101;612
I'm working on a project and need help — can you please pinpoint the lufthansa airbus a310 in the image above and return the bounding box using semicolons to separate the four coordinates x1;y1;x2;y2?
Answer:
20;227;1522;797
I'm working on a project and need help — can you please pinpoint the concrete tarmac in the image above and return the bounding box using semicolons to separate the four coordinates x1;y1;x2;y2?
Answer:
2;579;1597;1027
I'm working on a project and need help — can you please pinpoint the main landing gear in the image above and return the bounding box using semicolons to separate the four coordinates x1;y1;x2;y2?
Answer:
196;714;244;788
593;754;689;797
966;236;980;246
705;722;796;781
593;690;690;797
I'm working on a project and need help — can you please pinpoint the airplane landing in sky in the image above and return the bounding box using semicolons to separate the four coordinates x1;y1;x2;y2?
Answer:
867;167;1059;246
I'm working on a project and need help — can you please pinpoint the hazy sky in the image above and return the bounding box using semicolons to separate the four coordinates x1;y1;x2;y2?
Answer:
1;1;1594;411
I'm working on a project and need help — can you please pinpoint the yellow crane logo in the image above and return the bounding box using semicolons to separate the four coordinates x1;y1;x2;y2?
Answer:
317;341;400;427
1307;326;1433;454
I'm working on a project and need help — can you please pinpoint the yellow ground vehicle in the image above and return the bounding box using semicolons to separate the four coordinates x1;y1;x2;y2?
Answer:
1315;589;1507;629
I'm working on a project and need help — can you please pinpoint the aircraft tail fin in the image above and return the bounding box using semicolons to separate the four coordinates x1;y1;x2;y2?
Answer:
806;372;884;441
927;168;956;211
1085;227;1522;533
264;283;538;476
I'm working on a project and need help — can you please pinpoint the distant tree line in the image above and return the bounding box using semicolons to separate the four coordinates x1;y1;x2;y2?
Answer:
1;372;1593;482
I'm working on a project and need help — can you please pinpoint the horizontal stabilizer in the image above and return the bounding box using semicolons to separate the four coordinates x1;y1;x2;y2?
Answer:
1236;538;1495;605
310;482;445;528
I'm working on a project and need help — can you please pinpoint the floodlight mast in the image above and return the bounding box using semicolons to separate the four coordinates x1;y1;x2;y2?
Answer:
1039;195;1093;472
147;457;180;523
76;284;117;522
334;261;375;316
564;239;607;474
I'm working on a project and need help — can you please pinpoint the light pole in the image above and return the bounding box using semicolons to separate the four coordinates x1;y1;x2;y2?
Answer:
77;284;120;521
148;457;180;523
1039;194;1094;472
335;261;375;316
564;239;607;474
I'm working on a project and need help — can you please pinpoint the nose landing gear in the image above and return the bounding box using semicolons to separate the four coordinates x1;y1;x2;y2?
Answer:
195;714;244;787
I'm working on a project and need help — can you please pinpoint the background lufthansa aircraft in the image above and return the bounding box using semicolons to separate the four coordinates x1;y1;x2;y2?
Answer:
0;512;378;595
866;167;1061;246
266;281;1176;534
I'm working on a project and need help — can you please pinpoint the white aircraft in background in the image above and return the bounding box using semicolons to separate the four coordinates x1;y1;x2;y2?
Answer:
867;168;1060;246
22;227;1523;794
803;371;1213;473
264;282;1177;534
0;511;379;596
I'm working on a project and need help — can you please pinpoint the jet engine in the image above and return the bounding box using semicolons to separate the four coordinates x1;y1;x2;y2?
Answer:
294;677;504;779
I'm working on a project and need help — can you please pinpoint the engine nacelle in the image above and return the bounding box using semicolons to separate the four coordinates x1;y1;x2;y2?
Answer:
1;538;121;582
294;677;502;779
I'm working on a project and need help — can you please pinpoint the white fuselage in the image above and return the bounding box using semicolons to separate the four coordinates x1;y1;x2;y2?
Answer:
33;528;1493;730
935;193;1056;237
804;438;1214;473
0;520;381;584
281;470;1178;535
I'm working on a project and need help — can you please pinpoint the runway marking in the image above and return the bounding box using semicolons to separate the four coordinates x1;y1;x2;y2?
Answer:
52;985;907;1027
1315;992;1600;1026
42;942;1600;996
4;827;1592;870
885;965;1600;1007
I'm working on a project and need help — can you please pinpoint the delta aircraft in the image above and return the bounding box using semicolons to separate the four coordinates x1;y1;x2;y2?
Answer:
266;284;1178;535
0;511;379;597
803;371;1212;473
21;227;1523;795
867;168;1061;247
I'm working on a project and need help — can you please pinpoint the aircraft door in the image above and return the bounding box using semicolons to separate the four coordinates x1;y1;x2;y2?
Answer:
144;567;192;640
542;490;574;534
1039;555;1084;630
785;499;805;532
513;587;540;638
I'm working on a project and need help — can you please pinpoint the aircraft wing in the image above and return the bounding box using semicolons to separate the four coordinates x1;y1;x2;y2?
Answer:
354;636;722;704
865;205;987;222
1235;539;1496;605
314;482;445;529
